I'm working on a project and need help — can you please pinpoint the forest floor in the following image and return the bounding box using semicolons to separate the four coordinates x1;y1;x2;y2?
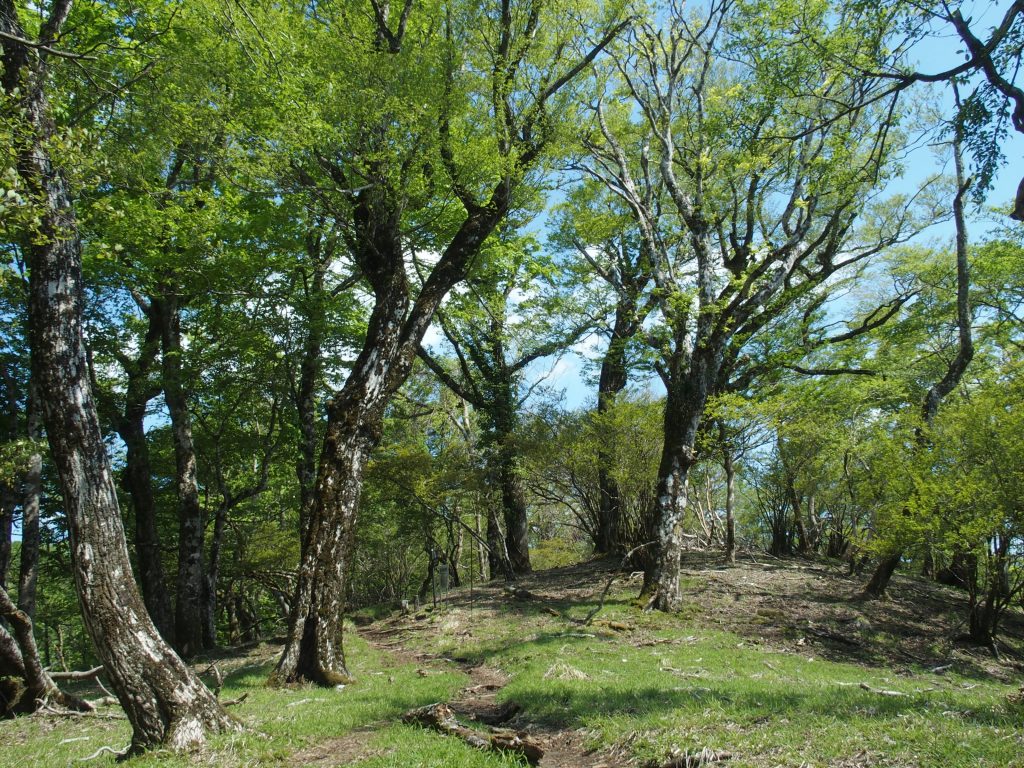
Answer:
2;552;1023;767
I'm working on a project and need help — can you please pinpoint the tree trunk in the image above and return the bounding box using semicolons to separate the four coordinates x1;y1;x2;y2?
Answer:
485;507;511;581
723;448;736;564
642;339;722;612
202;504;229;650
0;483;13;592
157;296;206;658
488;377;531;575
0;586;89;715
117;306;175;643
862;552;901;599
3;3;233;746
273;406;376;685
0;360;20;591
294;263;325;551
16;392;42;619
594;306;633;554
274;272;416;684
498;453;531;575
120;400;175;644
967;587;998;647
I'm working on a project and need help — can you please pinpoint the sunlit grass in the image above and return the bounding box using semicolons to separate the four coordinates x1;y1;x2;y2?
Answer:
1;578;1021;767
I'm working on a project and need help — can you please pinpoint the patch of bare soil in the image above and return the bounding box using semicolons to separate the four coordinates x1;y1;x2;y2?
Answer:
290;724;393;767
667;550;1024;678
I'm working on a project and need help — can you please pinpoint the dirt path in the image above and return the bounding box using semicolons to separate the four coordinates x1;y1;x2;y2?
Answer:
289;615;618;767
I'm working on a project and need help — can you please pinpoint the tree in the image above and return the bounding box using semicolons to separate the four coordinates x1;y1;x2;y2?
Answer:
551;184;656;555
862;128;975;599
272;0;628;685
419;227;594;577
1;0;232;750
524;392;662;554
579;0;927;610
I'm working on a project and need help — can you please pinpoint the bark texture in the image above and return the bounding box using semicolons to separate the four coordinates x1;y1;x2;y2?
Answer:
2;2;233;748
642;350;719;611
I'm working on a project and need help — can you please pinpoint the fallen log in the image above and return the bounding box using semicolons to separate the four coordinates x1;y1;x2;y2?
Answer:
402;702;543;765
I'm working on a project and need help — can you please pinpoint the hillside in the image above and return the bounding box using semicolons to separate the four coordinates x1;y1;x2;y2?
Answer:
2;555;1022;767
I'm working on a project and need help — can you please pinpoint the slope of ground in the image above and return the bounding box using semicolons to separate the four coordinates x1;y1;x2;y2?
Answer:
1;554;1021;767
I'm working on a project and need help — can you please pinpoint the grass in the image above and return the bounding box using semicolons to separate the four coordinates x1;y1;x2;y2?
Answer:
0;630;517;767
400;579;1024;768
1;561;1022;767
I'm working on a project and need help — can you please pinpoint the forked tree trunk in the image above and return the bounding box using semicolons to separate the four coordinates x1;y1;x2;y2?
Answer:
3;2;233;748
274;276;413;684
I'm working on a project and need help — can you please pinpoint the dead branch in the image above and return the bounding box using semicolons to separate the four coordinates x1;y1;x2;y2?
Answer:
223;692;249;707
858;682;906;697
49;665;103;681
503;585;541;600
201;662;224;697
402;702;543;765
78;744;130;762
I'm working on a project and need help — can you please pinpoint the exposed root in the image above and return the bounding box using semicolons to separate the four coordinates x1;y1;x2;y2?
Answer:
403;702;544;765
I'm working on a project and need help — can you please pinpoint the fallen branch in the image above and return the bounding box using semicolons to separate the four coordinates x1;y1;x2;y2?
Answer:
402;703;543;765
36;701;126;720
503;586;541;601
86;696;119;709
858;682;906;697
49;666;103;682
78;744;130;762
224;692;249;707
